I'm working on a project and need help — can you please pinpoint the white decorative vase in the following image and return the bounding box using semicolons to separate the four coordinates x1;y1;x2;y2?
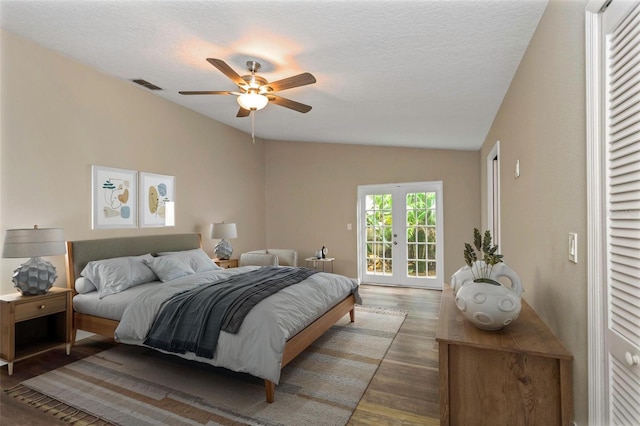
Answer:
452;262;523;330
450;264;474;294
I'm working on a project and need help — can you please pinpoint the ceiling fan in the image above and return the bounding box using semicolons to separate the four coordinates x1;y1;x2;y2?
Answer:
179;58;316;117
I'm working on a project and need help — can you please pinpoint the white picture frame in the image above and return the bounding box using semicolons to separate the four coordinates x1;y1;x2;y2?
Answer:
140;172;175;227
92;165;138;229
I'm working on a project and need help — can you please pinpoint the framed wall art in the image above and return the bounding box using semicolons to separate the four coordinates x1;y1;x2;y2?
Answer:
92;165;138;229
140;172;175;227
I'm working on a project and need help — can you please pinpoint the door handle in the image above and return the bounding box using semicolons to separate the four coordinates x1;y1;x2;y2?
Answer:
393;241;398;245
625;352;639;366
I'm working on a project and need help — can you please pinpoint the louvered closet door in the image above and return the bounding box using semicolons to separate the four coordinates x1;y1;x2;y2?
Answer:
604;2;640;424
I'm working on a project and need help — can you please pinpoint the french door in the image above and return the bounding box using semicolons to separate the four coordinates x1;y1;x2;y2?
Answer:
357;182;443;289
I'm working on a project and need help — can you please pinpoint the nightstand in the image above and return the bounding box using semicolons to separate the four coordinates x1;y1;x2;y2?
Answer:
214;258;239;269
0;287;72;375
305;257;335;273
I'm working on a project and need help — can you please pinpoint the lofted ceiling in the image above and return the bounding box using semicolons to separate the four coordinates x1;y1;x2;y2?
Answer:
0;0;547;150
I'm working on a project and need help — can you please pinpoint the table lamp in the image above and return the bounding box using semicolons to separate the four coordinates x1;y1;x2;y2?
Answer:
210;222;237;260
2;226;66;295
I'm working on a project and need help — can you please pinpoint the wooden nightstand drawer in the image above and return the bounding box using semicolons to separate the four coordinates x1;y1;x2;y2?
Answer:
214;258;238;269
14;294;67;321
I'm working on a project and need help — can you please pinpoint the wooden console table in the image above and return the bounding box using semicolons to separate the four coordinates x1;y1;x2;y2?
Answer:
436;285;573;425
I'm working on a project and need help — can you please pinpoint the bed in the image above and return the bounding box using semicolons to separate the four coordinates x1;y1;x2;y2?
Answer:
65;233;359;402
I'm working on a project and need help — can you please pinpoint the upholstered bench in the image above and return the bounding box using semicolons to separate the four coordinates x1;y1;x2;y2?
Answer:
239;249;298;267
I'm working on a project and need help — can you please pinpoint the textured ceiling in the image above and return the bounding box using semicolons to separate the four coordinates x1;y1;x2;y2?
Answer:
0;0;547;150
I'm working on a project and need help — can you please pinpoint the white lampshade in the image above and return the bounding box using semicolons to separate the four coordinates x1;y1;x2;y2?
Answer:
2;227;66;258
237;92;268;111
210;223;237;240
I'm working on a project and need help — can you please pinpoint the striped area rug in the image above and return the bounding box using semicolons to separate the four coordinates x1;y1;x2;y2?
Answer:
7;306;406;426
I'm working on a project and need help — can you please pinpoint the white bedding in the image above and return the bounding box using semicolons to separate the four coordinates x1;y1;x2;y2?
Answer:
73;280;163;321
111;266;359;384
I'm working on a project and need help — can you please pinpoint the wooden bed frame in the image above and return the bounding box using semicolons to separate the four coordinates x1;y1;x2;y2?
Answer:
65;233;355;403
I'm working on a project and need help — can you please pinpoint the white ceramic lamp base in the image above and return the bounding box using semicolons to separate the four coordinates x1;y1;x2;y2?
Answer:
214;239;233;260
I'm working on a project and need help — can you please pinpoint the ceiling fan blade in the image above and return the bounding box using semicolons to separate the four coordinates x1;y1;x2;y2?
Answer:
266;73;316;92
268;95;312;113
236;107;251;118
179;91;234;95
207;58;247;88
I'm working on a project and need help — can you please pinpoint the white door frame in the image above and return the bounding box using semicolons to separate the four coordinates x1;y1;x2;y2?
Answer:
486;140;501;249
585;3;608;422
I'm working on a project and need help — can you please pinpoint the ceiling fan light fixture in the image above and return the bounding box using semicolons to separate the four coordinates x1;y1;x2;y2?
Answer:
179;58;315;116
237;92;269;111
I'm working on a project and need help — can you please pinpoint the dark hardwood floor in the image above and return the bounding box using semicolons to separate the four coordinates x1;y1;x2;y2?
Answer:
0;284;441;425
349;284;441;425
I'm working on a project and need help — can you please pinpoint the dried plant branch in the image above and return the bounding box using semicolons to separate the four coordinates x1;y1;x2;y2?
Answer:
463;228;503;284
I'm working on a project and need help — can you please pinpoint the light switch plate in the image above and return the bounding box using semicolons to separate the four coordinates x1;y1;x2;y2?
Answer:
569;233;578;263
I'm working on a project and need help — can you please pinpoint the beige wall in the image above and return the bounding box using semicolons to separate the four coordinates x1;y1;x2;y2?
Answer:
480;0;588;423
1;29;480;293
0;30;267;295
265;140;480;279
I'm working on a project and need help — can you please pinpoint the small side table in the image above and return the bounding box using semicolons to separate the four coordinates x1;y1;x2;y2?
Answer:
214;258;239;269
0;287;72;375
305;257;335;273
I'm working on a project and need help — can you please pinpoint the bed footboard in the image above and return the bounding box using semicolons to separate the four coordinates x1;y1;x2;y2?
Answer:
265;294;356;402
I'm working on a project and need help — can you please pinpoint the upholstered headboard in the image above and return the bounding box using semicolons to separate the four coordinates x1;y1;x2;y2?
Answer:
65;233;202;290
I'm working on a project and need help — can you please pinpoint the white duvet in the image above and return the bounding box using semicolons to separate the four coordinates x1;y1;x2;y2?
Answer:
114;266;359;384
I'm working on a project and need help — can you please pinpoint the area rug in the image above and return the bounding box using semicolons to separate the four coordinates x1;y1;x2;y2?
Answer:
6;306;406;426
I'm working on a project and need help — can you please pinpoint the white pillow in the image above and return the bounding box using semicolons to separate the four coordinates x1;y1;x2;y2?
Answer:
143;256;195;282
75;277;96;294
81;254;158;299
157;248;222;272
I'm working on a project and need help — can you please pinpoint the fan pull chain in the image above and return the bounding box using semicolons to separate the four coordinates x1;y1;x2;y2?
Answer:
251;111;256;144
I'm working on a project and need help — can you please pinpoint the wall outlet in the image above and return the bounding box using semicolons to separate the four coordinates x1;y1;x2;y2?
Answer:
569;233;578;263
347;223;352;231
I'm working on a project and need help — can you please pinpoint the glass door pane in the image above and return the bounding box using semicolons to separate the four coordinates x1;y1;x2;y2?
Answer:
405;191;437;278
365;193;393;276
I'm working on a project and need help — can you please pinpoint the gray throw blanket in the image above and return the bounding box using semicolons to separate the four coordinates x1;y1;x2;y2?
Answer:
144;267;318;358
